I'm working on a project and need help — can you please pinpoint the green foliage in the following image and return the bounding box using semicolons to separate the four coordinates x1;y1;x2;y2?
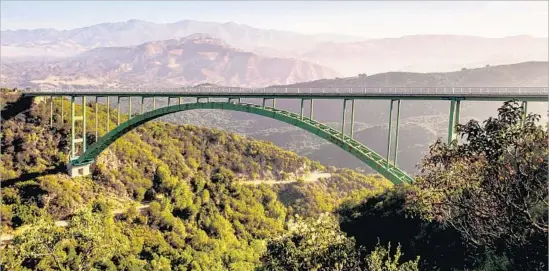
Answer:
6;94;542;271
260;215;419;271
364;243;419;271
336;101;548;271
277;169;392;216
337;186;468;270
407;100;548;270
0;94;394;270
2;96;312;269
1;208;126;271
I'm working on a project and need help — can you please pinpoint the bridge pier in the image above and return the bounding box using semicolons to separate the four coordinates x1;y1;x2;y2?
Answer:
107;96;110;131
50;96;53;127
521;101;528;122
310;99;314;119
67;162;91;177
60;96;64;124
447;99;461;144
386;100;394;166
117;96;121;125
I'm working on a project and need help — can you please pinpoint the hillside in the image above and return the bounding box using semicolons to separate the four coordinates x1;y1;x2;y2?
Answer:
0;91;390;270
0;34;338;88
283;61;549;87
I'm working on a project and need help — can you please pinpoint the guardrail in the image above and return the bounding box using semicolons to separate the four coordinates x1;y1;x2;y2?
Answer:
22;87;549;96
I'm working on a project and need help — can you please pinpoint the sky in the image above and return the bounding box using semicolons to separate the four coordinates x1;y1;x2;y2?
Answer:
1;1;547;38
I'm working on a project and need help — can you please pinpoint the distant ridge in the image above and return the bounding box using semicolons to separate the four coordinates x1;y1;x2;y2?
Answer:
276;61;549;88
0;19;365;57
0;34;339;88
3;20;546;77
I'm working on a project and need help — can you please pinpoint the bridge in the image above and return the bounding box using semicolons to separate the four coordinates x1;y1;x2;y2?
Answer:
23;87;548;185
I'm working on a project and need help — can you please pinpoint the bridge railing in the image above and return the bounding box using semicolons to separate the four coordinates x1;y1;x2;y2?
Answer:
23;86;549;96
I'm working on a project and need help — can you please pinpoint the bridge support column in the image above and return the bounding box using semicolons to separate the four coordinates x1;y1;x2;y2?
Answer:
70;96;87;161
82;96;86;153
455;100;460;133
106;97;110;132
272;99;276;108
386;100;394;166
60;96;64;125
262;98;266;108
521;101;528;122
300;99;304;119
350;99;355;138
141;97;145;114
153;97;156;110
95;97;98;139
71;96;76;158
393;100;401;165
50;96;53;128
310;99;314;119
447;100;461;144
342;99;347;140
117;97;121;126
179;97;182;105
129;97;132;118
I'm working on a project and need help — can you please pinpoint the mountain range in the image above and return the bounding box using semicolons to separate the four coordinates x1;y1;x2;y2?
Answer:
1;34;338;88
2;19;547;76
1;19;364;58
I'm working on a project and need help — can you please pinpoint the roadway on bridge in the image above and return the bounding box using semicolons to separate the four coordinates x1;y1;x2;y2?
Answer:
23;87;549;102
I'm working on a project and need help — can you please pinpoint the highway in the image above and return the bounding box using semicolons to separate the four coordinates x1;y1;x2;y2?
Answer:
23;87;549;102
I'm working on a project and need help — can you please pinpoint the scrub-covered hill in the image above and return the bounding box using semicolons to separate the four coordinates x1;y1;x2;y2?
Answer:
0;90;390;270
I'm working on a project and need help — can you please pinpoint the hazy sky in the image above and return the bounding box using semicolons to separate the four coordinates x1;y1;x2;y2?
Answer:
1;1;547;38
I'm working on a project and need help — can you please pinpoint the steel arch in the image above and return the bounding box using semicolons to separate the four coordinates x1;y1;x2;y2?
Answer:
74;102;414;184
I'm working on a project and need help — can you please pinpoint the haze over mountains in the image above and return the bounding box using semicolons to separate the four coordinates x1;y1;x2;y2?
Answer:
2;19;547;78
1;19;364;58
1;33;337;88
297;35;548;76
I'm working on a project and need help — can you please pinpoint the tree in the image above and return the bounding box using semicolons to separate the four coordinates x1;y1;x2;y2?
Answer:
406;100;548;270
337;187;468;270
2;208;126;271
260;214;419;271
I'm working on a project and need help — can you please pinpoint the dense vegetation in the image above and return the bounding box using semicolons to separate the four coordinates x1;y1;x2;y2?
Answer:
336;101;548;270
1;89;547;270
0;91;396;270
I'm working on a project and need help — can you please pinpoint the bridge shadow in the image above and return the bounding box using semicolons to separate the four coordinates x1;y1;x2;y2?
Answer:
1;165;66;187
1;96;33;121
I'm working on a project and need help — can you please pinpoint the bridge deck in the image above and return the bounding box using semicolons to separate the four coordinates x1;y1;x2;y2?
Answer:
23;87;548;101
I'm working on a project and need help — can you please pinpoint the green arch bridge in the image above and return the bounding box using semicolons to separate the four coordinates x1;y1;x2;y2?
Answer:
23;87;548;184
